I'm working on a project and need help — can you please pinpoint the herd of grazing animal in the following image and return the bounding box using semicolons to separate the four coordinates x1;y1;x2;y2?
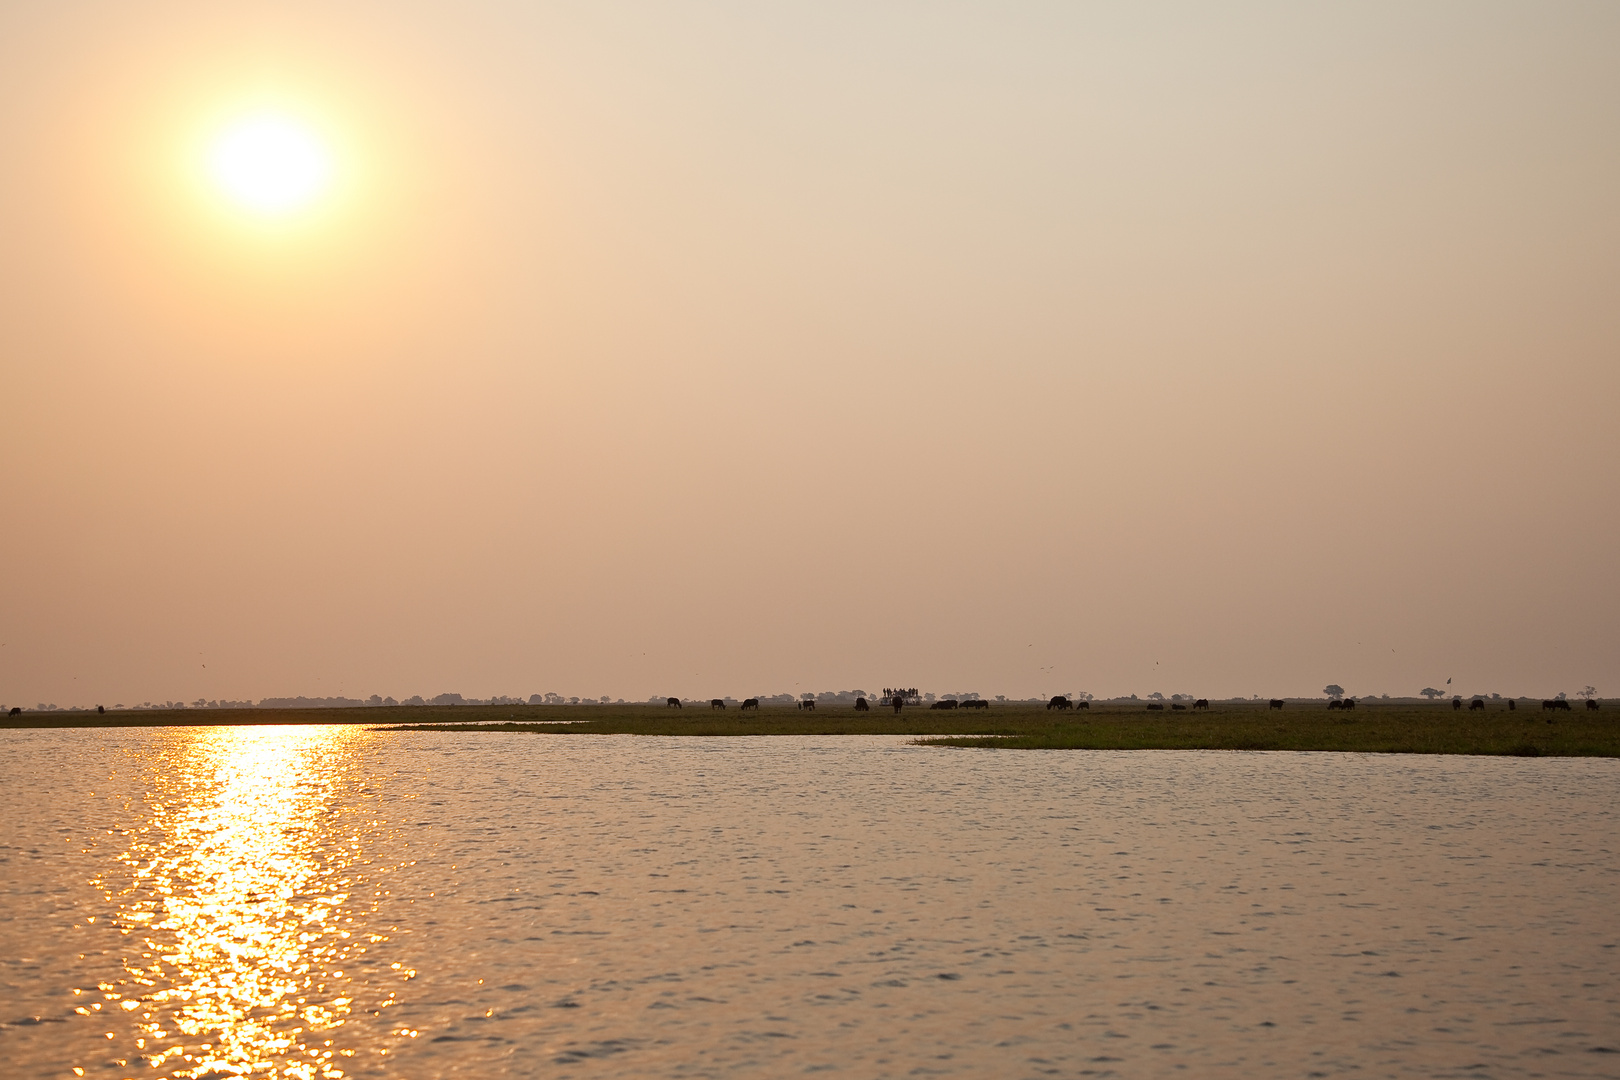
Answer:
630;694;1602;716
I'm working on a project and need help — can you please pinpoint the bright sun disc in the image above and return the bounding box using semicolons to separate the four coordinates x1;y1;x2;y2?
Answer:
208;114;332;215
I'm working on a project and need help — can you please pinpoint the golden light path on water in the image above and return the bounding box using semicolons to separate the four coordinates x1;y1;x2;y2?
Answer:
88;727;415;1079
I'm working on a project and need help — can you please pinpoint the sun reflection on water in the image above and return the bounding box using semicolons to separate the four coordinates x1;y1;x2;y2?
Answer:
92;726;412;1079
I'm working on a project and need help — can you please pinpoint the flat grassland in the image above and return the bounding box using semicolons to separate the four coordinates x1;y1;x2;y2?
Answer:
5;700;1615;756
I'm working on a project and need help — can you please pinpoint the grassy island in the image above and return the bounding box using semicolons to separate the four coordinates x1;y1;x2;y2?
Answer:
7;699;1614;757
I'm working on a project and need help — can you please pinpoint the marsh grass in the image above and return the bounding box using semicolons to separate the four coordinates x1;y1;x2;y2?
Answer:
5;701;1614;756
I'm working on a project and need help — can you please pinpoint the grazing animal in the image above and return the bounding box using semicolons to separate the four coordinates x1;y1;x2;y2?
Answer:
929;699;958;710
854;697;870;711
1047;696;1071;711
963;699;990;709
1268;699;1284;710
1587;699;1600;711
710;699;726;710
1146;702;1164;711
798;699;816;711
740;698;759;711
1193;699;1209;710
7;706;19;717
1327;700;1343;711
1452;698;1463;710
1342;698;1356;710
1171;703;1186;710
1468;699;1485;711
1542;699;1571;712
1075;699;1090;709
667;697;682;709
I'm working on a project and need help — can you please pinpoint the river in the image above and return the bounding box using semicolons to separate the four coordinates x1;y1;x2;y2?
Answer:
1;727;1615;1078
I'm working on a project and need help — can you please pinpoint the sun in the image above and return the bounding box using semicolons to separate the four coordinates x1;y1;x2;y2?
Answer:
207;113;333;216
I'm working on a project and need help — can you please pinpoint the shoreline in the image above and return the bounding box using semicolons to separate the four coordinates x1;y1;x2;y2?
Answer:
3;701;1613;757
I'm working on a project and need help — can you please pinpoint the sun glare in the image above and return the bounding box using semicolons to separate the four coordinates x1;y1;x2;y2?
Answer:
208;113;332;216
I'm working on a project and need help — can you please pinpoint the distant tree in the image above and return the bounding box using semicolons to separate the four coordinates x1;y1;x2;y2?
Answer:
1419;687;1444;700
1148;692;1164;701
1324;685;1344;700
1577;686;1597;700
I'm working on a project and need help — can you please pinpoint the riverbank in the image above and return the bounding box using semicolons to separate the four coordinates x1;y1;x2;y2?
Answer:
4;700;1612;755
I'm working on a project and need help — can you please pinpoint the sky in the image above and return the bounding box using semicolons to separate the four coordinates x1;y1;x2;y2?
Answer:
1;1;1616;707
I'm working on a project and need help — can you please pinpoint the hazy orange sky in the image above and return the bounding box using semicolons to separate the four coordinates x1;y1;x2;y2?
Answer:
1;2;1615;706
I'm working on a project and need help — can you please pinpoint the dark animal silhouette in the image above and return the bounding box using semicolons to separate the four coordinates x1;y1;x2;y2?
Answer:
97;705;105;714
8;706;19;717
854;697;870;711
1268;699;1284;710
1193;699;1208;710
667;697;682;708
1171;703;1186;710
1075;699;1090;709
1147;702;1164;711
741;698;759;711
1542;699;1571;712
1468;699;1485;711
798;699;816;711
1508;699;1516;711
1047;696;1071;711
929;699;959;710
710;699;725;710
1452;698;1463;710
963;699;990;709
1587;699;1600;711
1343;698;1356;710
892;695;904;714
1327;700;1343;710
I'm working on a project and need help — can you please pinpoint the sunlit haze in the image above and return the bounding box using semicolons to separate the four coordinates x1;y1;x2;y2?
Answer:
0;2;1615;707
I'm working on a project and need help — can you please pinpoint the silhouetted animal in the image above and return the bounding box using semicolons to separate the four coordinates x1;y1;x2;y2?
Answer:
1468;699;1485;711
667;697;682;708
1542;699;1571;712
1268;699;1284;710
930;699;959;710
1171;703;1186;710
1047;696;1071;711
8;706;19;717
741;698;759;711
854;697;870;711
1327;700;1343;710
892;695;904;714
1075;699;1090;709
963;699;990;709
798;700;816;711
1343;698;1356;710
1452;698;1462;710
1193;699;1208;710
1587;699;1600;711
1508;699;1516;711
1147;702;1164;711
97;705;105;714
710;699;725;710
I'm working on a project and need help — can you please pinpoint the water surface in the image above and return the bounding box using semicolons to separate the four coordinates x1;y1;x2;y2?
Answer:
1;727;1615;1078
